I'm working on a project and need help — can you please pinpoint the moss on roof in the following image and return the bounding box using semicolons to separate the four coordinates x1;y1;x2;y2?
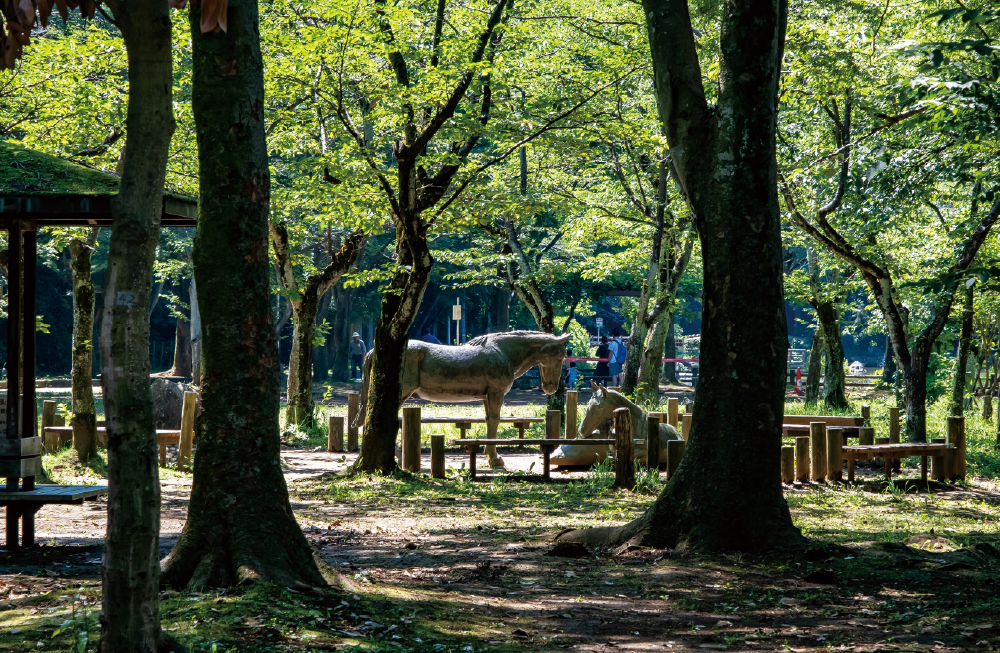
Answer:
1;140;123;197
0;140;196;205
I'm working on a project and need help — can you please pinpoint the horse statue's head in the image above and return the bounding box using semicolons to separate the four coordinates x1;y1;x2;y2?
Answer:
537;333;571;395
579;381;626;437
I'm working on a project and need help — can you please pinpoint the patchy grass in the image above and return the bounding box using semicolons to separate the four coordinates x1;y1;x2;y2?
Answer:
42;446;191;484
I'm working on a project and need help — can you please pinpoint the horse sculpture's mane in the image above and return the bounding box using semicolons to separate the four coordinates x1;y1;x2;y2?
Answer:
465;330;554;348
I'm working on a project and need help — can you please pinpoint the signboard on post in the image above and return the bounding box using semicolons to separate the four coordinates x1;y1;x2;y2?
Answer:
452;303;462;322
595;318;603;327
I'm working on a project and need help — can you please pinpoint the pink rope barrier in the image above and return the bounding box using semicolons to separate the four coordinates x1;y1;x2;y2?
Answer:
565;357;699;363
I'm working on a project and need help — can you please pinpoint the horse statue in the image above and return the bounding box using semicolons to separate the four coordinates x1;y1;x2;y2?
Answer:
354;330;570;468
550;381;682;466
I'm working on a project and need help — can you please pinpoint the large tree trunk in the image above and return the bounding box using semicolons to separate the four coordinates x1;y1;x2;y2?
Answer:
950;283;974;417
69;229;99;464
160;0;325;590
560;0;802;553
496;287;510;332
816;300;847;408
97;0;174;645
805;327;823;404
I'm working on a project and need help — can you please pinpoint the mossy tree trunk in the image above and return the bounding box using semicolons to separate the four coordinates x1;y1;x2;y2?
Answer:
167;278;192;377
159;0;326;590
96;0;175;646
560;0;804;553
950;282;974;417
660;319;677;385
69;228;99;464
271;224;365;425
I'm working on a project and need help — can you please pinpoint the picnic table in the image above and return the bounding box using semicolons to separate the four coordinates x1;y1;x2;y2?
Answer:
1;484;107;548
453;438;616;481
396;416;543;439
842;442;952;482
43;426;187;466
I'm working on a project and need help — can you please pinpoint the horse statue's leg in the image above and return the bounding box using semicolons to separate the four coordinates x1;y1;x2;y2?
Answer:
484;392;506;469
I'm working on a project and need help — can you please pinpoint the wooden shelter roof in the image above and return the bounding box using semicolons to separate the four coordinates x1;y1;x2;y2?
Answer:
0;141;196;227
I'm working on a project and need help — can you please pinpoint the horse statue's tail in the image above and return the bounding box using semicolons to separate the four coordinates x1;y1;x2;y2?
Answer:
352;350;373;429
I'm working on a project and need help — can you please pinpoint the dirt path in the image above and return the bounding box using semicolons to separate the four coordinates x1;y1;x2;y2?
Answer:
2;447;999;652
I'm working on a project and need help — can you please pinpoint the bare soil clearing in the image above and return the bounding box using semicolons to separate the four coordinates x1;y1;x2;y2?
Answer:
2;446;999;652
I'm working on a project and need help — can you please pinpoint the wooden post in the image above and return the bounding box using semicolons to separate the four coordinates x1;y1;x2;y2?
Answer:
861;404;871;425
347;392;360;451
402;406;421;473
178;391;196;472
984;395;994;421
328;415;344;453
680;413;692;441
859;426;875;446
826;429;843;483
545;410;562;440
612;407;634;490
889;407;900;443
795;436;810;483
646;416;660;471
946;416;966;481
566;390;578;439
780;446;794;484
931;437;946;481
874;437;890;477
40;400;56;453
667;398;679;428
430;434;445;478
810;422;827;482
666;439;685;480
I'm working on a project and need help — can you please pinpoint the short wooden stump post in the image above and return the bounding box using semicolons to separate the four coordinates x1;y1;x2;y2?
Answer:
430;434;445;478
862;404;871;424
859;426;875;446
612;407;633;490
946;416;966;481
646;415;660;471
178;391;196;472
401;406;421;473
810;422;827;482
666;439;685;480
40;401;56;453
794;436;809;483
545;410;562;440
328;415;345;453
565;390;578;439
780;446;794;484
347;392;360;451
826;428;843;483
667;398;679;428
680;413;692;440
930;437;946;481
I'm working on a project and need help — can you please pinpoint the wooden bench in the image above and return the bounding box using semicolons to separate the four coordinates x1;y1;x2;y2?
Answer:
1;484;107;549
782;415;864;440
842;443;952;482
453;438;616;481
43;427;188;466
396;416;544;439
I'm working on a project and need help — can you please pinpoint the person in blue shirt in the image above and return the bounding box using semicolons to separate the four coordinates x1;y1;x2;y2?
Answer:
422;328;441;344
566;361;579;388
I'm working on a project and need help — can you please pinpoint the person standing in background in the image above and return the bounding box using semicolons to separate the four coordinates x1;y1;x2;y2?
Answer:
422;328;441;344
349;332;367;380
608;327;626;387
594;336;610;385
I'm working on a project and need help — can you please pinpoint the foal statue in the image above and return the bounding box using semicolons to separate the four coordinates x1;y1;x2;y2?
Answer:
550;381;681;466
355;330;570;469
